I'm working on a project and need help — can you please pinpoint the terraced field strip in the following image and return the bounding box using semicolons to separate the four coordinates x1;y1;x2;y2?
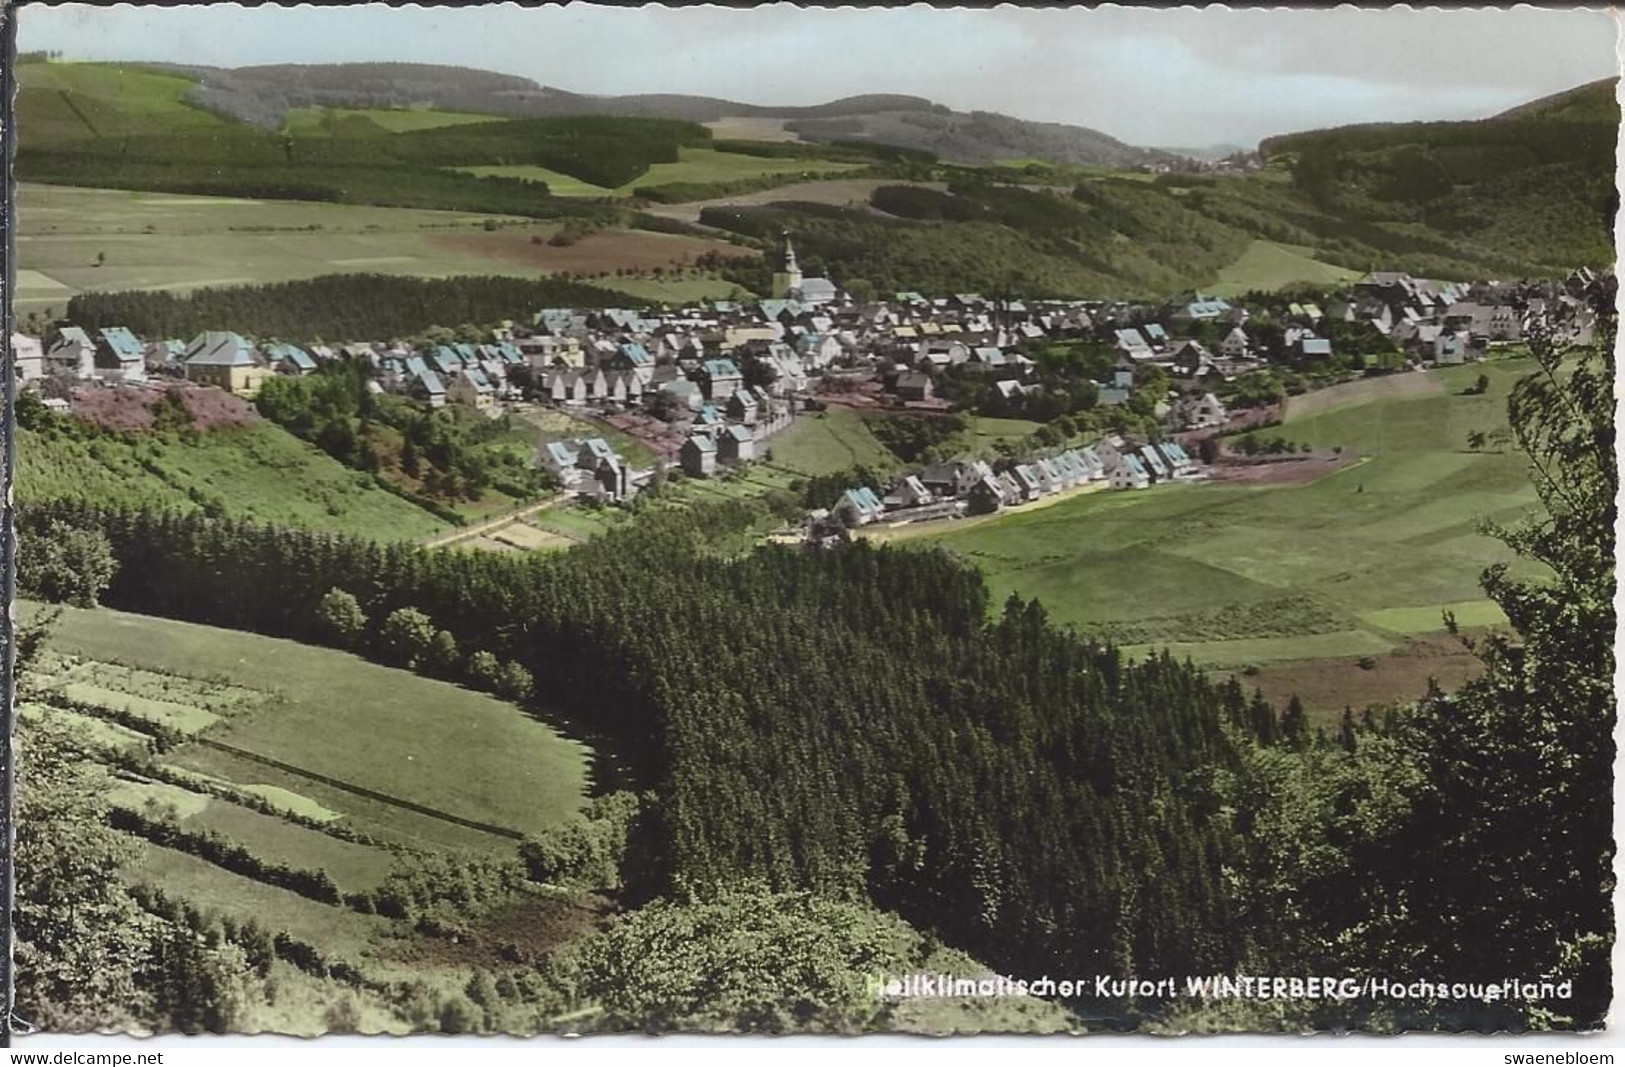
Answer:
121;839;394;964
196;738;526;842
1120;629;1398;668
1359;599;1508;634
59;680;222;733
18;702;151;752
109;777;213;819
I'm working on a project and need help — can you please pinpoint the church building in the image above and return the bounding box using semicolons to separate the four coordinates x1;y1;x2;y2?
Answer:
772;231;841;306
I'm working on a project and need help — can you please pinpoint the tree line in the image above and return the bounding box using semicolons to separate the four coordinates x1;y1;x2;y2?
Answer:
65;273;639;345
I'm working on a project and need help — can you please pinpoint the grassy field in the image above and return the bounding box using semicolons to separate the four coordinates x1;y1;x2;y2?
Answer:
15;184;540;313
913;359;1541;710
964;415;1043;451
18;62;232;144
1281;369;1447;421
768;407;897;476
16;185;733;315
1207;239;1363;297
460;146;864;198
33;604;592;849
17;597;604;1030
607;274;742;304
18;421;449;540
701;117;801;142
122;839;399;961
281;106;501;136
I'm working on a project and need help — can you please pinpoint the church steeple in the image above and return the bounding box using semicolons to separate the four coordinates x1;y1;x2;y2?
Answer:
772;230;803;299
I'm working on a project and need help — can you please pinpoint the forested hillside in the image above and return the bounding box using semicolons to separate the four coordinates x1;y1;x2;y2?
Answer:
126;59;1159;167
66;274;641;343
18;497;1251;993
699;159;1597;299
1261;78;1618;271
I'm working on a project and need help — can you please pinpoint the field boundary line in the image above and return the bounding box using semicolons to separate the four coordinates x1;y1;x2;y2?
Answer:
57;88;100;137
195;737;526;841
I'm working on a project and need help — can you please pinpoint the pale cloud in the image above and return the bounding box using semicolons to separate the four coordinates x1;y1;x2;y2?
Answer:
19;2;1619;146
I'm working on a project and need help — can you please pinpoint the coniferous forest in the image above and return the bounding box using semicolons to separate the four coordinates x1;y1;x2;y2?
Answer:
15;287;1617;1032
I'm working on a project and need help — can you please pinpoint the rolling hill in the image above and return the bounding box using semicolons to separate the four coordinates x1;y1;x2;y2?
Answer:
15;58;1612;313
125;60;1166;167
1258;77;1618;271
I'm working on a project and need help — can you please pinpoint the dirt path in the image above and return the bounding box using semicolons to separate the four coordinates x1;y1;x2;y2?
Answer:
422;493;567;550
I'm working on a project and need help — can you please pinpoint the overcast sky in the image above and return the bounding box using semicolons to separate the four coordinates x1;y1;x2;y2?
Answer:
19;3;1622;146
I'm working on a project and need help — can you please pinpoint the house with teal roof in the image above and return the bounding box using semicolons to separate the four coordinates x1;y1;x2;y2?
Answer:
264;342;316;376
184;331;270;396
1111;452;1150;490
699;358;743;401
95;326;147;382
410;369;447;408
836;486;885;526
680;431;718;477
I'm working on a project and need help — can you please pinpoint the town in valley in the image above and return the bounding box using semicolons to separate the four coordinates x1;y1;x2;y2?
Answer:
8;5;1617;1040
16;245;1607;546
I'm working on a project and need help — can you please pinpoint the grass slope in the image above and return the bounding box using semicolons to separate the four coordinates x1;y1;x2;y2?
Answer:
18;421;448;540
1208;239;1363;297
768;407;897;476
462;146;863;198
917;360;1538;678
282;106;502;136
36;603;593;850
17;62;232;142
16;183;734;315
16;183;536;312
122;838;395;960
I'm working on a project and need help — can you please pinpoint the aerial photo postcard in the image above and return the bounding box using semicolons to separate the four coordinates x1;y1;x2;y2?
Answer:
3;0;1619;1040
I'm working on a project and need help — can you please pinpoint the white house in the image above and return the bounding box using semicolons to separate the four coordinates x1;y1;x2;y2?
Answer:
11;334;44;384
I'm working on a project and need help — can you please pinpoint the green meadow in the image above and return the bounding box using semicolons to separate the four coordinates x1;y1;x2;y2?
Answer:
18;421;450;540
281;106;502;136
460;146;864;198
18;62;233;142
1208;239;1363;297
767;406;897;476
917;358;1541;667
15;183;540;313
18;598;593;1025
964;415;1044;450
34;604;592;850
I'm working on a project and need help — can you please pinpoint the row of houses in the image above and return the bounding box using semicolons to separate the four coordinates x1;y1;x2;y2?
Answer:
828;436;1202;529
24;326;532;413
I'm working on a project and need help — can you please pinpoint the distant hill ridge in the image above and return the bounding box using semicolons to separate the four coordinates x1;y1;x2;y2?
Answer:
1491;77;1619;122
1258;77;1619;157
125;60;1162;167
